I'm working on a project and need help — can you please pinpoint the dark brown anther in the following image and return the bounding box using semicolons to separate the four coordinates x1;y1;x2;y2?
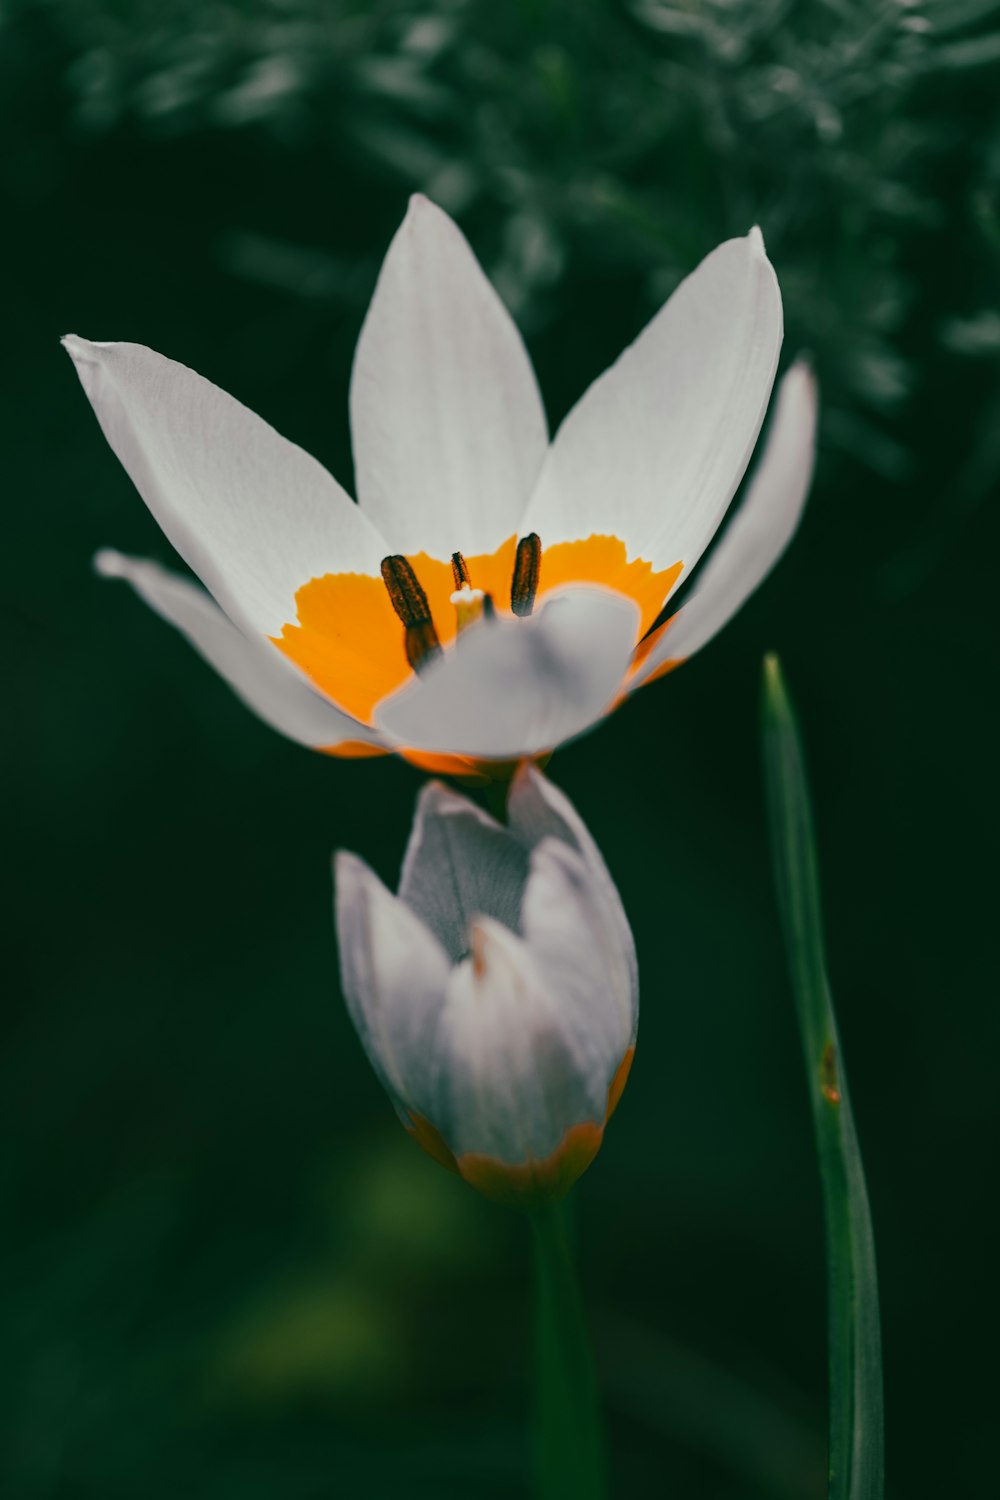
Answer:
511;532;541;617
404;621;443;673
482;592;496;620
381;555;442;672
451;552;470;590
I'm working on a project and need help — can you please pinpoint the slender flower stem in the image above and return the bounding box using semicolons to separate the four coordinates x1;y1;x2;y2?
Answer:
528;1198;606;1500
761;654;884;1500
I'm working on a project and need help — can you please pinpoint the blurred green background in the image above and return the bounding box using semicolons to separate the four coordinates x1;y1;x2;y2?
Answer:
3;1;998;1495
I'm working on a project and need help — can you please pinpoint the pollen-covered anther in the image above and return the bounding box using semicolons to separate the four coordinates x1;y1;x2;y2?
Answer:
381;554;442;673
511;532;541;617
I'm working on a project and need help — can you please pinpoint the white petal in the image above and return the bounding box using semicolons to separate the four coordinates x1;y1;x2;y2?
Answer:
398;781;528;962
520;230;783;584
334;851;451;1119
631;361;817;684
508;767;638;1036
521;838;634;1063
373;588;639;758
65;337;387;638
96;550;384;751
349;196;548;559
435;916;605;1162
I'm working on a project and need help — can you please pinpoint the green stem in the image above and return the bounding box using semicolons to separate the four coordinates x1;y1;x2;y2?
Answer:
760;654;884;1500
529;1198;606;1500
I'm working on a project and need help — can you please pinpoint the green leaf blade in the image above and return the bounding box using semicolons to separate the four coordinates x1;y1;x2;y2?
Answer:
760;654;885;1500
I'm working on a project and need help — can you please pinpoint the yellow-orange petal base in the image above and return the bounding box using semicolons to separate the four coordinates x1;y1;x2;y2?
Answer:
404;1046;635;1208
271;535;681;774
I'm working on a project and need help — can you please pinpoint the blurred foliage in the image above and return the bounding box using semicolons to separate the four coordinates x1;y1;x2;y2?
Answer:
2;1;999;1498
7;0;1000;484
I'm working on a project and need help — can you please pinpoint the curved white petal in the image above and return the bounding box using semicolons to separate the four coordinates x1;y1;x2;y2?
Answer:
373;588;639;758
398;781;528;962
349;195;549;559
631;360;817;686
334;851;451;1119
435;916;606;1162
509;767;638;1035
521;839;635;1062
521;230;783;585
65;337;387;638
96;550;384;751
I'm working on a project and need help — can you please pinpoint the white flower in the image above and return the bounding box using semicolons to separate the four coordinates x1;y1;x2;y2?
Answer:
66;196;816;776
335;766;637;1204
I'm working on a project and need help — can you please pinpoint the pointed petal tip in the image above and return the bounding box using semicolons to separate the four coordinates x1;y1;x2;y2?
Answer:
403;192;445;230
414;776;472;817
787;353;818;393
512;759;544;797
333;848;371;894
93;547;126;579
62;333;93;363
748;224;767;257
63;333;115;362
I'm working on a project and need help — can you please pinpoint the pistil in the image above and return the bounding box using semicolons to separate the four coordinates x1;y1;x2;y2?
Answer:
451;584;487;632
450;549;489;632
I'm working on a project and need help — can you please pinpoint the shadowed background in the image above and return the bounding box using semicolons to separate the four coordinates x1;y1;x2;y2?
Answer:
3;2;998;1495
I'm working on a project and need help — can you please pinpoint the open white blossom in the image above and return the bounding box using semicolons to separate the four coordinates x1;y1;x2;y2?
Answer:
335;766;637;1204
67;195;816;775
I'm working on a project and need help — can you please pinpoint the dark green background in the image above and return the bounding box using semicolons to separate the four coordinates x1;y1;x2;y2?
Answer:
3;3;998;1496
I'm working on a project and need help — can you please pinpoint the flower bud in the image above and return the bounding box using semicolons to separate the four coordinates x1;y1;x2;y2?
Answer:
334;766;637;1206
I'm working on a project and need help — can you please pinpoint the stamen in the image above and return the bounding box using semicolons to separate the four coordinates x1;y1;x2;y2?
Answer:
403;622;442;674
451;552;470;590
511;532;541;617
380;555;442;672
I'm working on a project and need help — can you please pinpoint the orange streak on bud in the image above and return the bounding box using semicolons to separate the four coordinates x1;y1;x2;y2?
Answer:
606;1045;635;1120
457;1121;605;1207
470;926;488;979
406;1113;461;1175
406;1045;637;1207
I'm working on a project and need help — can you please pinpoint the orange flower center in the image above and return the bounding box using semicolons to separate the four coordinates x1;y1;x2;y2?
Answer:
271;534;682;742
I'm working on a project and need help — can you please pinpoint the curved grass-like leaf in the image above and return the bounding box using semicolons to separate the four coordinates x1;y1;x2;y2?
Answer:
760;654;884;1500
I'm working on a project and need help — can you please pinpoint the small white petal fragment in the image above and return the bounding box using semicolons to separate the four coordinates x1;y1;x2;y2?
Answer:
65;337;387;637
373;588;639;758
335;851;452;1118
95;550;384;750
349;195;549;559
521;231;783;581
631;360;818;684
